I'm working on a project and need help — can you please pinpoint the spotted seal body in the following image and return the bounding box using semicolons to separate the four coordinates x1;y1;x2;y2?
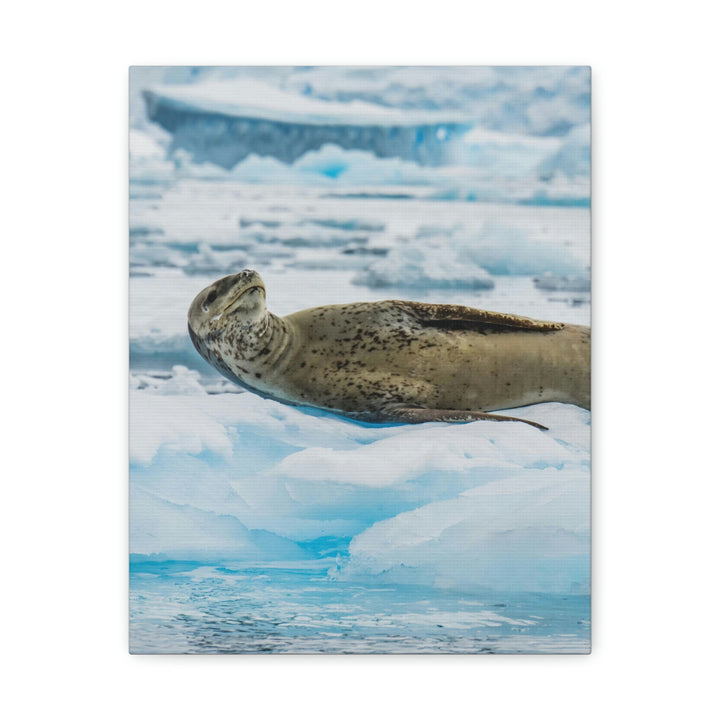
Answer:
188;270;590;430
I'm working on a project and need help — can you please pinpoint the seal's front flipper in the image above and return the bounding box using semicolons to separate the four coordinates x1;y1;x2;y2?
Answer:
397;301;564;334
378;405;548;431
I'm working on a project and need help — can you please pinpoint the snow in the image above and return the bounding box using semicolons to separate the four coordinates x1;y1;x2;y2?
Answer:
130;379;589;593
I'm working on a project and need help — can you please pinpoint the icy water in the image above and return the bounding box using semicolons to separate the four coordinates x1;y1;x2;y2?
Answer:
130;561;590;654
129;67;591;654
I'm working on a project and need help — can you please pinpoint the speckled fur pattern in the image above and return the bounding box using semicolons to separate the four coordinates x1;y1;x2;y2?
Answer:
188;270;590;430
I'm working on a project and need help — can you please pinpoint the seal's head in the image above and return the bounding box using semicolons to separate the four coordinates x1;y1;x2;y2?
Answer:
188;269;267;346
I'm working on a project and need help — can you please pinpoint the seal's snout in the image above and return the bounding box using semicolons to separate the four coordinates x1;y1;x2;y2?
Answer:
188;270;267;337
231;269;264;296
230;269;265;298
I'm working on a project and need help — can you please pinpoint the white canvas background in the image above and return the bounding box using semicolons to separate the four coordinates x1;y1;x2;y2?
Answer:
3;1;717;717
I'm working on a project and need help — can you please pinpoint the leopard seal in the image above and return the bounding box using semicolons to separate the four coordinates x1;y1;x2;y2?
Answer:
188;269;590;430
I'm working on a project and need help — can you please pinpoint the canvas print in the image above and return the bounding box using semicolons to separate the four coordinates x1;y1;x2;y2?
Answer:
129;66;591;654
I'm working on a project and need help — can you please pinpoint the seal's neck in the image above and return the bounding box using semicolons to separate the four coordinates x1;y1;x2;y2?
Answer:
217;311;294;370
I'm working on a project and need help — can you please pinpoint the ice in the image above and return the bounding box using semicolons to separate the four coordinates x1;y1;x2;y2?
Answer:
338;468;589;594
130;486;307;562
144;78;466;127
142;81;469;168
129;182;590;289
275;407;588;488
128;130;588;205
130;271;211;343
130;365;206;395
129;128;174;184
354;244;495;289
132;66;590;207
284;145;438;184
459;127;563;177
455;219;586;276
130;379;590;593
534;272;592;292
281;66;590;136
183;243;248;275
354;217;587;287
537;123;591;179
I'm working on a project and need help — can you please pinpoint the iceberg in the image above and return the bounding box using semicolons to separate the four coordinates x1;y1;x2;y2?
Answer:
142;80;471;168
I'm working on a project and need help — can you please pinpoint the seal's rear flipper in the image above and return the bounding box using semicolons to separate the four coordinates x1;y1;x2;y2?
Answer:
378;405;548;431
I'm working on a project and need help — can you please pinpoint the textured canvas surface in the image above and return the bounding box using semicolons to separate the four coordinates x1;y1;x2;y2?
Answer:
129;66;591;654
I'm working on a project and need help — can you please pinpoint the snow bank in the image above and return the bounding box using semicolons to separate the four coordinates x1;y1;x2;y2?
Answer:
130;383;590;593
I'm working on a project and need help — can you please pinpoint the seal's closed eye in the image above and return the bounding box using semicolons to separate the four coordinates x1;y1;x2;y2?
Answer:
202;290;218;312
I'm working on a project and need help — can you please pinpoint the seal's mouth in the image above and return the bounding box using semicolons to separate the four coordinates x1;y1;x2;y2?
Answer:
222;284;266;313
